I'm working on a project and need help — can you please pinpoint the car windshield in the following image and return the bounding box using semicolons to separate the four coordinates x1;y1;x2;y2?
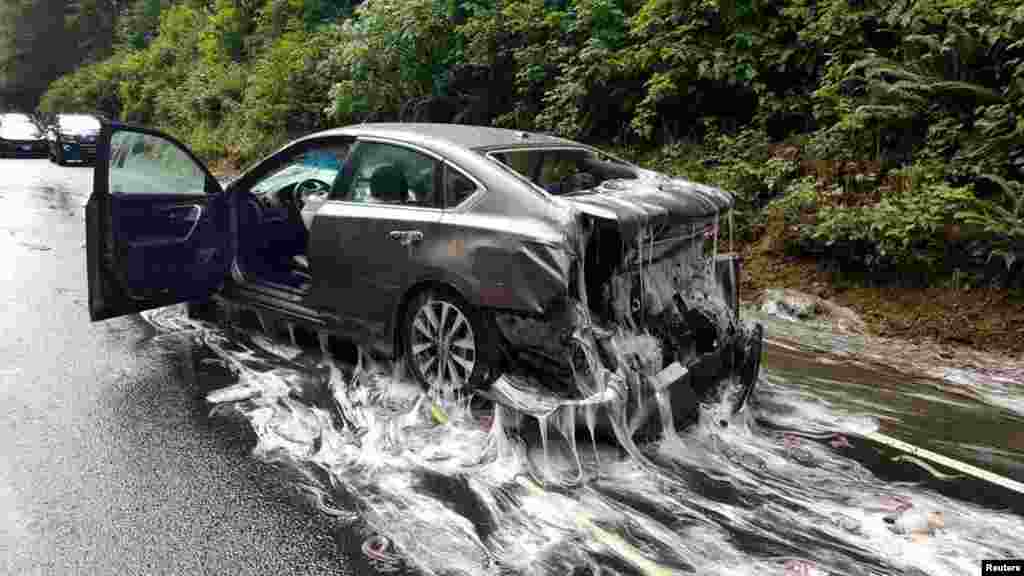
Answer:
2;114;35;124
59;115;100;131
251;164;339;195
487;147;638;196
251;149;345;195
0;121;41;139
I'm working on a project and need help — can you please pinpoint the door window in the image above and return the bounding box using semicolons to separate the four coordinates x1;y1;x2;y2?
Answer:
443;164;480;208
335;142;440;208
109;131;206;196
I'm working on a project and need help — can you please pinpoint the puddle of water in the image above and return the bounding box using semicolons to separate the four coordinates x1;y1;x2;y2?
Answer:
140;306;1024;576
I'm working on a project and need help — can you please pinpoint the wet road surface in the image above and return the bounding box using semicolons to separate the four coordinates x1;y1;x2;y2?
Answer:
0;159;353;575
169;308;1024;576
2;157;1023;575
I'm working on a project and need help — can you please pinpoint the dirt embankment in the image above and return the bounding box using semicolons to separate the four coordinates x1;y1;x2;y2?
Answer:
738;243;1024;358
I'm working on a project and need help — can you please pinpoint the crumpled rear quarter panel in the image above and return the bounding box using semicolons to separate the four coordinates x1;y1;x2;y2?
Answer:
433;211;574;315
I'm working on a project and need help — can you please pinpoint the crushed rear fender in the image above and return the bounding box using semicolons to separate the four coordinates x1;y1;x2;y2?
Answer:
486;172;762;438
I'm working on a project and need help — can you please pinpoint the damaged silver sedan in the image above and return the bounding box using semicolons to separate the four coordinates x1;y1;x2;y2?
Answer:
86;122;763;440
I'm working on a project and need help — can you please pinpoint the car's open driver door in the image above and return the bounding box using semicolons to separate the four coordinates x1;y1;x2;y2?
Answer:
87;122;231;321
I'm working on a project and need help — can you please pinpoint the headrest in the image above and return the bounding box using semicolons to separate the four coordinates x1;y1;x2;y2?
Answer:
370;164;408;203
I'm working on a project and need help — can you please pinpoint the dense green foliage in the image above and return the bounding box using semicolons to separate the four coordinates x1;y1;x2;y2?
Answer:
0;0;88;107
25;0;1024;286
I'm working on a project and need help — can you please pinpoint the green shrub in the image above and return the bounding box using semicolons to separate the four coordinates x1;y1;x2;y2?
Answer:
816;180;978;272
766;165;995;277
323;0;466;124
244;28;335;133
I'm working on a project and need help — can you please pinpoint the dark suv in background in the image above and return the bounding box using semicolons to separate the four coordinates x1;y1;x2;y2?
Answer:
46;113;101;165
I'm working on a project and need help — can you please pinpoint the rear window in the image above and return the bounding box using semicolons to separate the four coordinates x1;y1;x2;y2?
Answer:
488;147;636;196
444;164;479;207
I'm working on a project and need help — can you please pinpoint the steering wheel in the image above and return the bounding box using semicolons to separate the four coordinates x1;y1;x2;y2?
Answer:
294;178;331;211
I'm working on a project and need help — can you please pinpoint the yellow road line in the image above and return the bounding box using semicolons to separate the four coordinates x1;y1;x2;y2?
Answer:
517;478;681;576
863;431;1024;495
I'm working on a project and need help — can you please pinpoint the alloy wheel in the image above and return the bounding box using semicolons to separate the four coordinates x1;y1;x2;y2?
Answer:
409;298;477;392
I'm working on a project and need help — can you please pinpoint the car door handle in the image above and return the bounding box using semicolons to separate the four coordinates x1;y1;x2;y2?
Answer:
388;230;423;246
157;204;203;241
161;206;201;222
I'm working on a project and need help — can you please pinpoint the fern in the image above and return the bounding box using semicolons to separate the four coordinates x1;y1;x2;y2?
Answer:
854;104;914;120
904;33;942;52
930;80;1002;103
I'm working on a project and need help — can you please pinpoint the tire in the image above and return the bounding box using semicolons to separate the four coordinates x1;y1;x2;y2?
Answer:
55;143;65;166
402;287;499;395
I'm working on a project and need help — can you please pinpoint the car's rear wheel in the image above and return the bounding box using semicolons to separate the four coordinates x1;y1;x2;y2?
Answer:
402;287;497;397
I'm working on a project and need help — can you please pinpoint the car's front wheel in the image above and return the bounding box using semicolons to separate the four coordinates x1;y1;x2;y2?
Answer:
55;144;65;166
402;287;498;396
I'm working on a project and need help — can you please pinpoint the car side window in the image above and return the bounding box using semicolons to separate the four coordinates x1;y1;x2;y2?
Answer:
338;142;440;208
109;131;206;196
493;148;597;195
444;164;479;208
495;150;542;183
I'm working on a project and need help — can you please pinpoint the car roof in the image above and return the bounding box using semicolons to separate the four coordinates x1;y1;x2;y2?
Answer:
312;122;582;152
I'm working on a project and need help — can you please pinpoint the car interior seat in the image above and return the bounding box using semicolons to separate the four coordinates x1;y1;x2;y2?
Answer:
564;172;597;194
580;156;636;181
370;164;409;204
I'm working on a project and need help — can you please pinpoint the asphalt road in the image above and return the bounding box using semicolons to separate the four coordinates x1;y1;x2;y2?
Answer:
0;158;352;575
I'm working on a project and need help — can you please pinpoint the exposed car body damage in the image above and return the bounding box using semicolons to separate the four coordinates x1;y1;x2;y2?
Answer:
419;213;575;315
478;173;762;438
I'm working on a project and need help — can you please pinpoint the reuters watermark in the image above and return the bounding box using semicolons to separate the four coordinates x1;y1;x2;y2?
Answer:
984;560;1024;574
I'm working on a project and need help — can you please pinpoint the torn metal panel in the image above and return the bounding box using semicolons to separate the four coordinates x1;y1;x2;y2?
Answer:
563;175;734;239
492;193;761;441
